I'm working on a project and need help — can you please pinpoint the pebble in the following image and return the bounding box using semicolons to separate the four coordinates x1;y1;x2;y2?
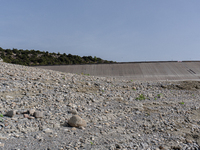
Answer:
0;142;4;147
68;109;78;115
29;109;35;115
24;114;29;118
0;135;7;140
43;128;53;133
53;123;60;128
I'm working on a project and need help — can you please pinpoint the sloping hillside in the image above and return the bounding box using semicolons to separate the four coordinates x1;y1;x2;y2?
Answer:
0;47;115;66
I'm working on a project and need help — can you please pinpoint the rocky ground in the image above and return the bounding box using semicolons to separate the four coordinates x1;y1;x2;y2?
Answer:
0;62;200;150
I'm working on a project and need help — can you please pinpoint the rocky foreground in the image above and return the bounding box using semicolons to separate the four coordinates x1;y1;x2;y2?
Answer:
0;62;200;150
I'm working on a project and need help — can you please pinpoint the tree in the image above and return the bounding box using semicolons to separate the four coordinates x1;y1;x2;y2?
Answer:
1;52;5;58
12;48;19;54
0;47;3;51
94;56;97;62
88;56;93;61
67;54;72;58
83;56;89;62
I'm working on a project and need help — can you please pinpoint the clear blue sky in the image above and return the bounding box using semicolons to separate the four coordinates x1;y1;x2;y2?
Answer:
1;0;200;62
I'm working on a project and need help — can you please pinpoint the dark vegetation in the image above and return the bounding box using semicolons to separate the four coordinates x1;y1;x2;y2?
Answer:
0;47;115;66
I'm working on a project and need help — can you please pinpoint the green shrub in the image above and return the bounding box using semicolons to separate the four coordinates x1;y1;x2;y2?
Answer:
157;93;163;98
0;114;3;122
136;94;145;100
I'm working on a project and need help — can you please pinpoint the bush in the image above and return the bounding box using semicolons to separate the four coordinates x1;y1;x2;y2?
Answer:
0;47;116;66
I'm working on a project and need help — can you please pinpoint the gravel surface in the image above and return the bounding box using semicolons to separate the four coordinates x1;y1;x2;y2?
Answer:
0;62;200;150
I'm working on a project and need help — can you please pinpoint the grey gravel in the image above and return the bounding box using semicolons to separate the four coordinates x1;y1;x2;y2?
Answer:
0;61;200;150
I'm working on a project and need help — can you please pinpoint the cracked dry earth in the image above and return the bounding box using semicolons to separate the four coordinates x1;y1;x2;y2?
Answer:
0;62;200;150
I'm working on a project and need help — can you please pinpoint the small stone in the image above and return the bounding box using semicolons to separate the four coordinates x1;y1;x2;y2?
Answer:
4;123;8;127
159;145;168;150
0;134;7;140
16;111;21;115
147;93;153;97
105;123;110;126
86;82;91;86
132;86;136;90
34;135;41;139
14;134;20;138
68;115;87;127
43;128;53;133
196;138;200;146
78;126;85;130
0;124;4;130
115;144;121;148
67;103;77;108
71;127;76;131
34;111;43;118
6;110;16;117
29;109;35;116
0;142;4;147
28;116;35;119
53;123;60;128
11;117;18;121
24;114;29;118
64;129;70;132
135;111;141;115
6;95;13;100
186;139;193;144
68;109;78;115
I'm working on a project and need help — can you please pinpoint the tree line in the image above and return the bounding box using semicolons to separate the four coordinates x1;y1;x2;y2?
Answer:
0;47;115;66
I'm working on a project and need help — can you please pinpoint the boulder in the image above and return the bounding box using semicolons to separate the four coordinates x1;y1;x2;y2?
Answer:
68;115;86;127
6;110;16;117
34;111;43;118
